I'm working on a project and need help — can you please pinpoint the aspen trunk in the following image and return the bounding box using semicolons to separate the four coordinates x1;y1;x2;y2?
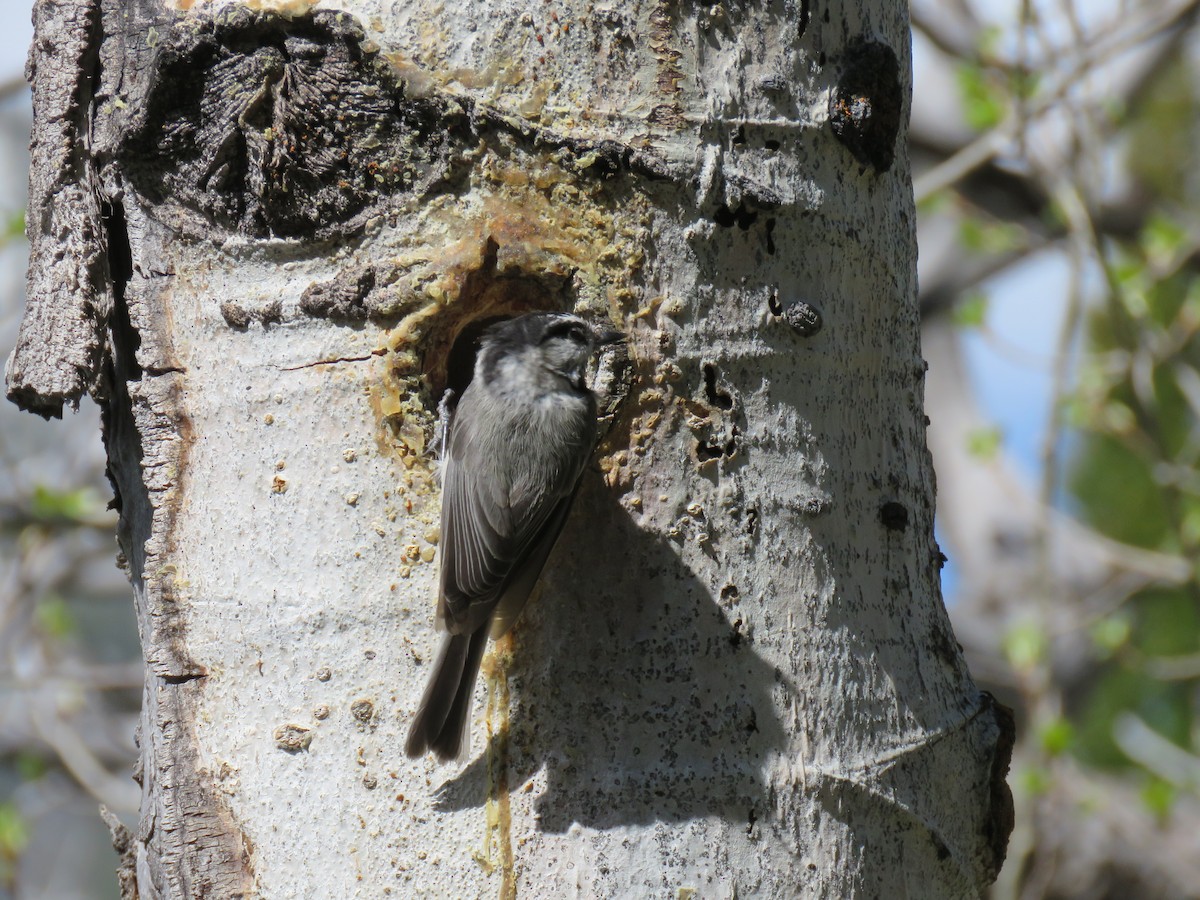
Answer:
7;0;1013;896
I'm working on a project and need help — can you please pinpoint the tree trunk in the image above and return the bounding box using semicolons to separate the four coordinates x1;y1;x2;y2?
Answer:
7;0;1013;896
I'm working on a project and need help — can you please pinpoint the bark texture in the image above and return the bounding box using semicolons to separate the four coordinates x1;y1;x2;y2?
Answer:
8;0;1012;897
5;0;108;417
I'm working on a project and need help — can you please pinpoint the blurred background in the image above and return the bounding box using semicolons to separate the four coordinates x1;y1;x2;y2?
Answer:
3;0;1200;897
0;10;141;900
914;0;1200;895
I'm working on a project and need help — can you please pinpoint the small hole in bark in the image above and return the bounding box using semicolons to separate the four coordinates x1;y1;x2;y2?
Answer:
829;38;903;172
713;202;758;230
767;289;783;316
880;501;909;531
703;364;734;410
931;832;951;861
765;217;776;255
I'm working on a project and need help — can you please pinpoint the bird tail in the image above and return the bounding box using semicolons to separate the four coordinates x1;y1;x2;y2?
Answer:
404;628;489;762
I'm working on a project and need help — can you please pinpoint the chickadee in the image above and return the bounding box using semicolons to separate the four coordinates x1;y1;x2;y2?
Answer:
405;312;624;762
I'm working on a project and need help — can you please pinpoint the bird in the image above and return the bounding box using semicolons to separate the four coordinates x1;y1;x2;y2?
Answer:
404;311;623;762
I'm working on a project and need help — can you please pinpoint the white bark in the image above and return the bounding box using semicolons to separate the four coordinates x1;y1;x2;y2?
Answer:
9;0;1012;897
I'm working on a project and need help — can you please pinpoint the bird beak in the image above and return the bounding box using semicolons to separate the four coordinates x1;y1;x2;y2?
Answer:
593;325;626;346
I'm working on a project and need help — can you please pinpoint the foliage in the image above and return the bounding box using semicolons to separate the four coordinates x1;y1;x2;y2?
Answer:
913;3;1200;892
1067;208;1200;781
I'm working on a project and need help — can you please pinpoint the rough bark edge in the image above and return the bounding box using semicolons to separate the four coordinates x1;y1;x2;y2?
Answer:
4;0;111;418
3;0;254;888
102;243;256;898
981;692;1016;882
72;0;260;889
101;805;139;900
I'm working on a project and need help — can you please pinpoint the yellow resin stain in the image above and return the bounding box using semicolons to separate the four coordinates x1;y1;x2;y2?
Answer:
473;635;516;899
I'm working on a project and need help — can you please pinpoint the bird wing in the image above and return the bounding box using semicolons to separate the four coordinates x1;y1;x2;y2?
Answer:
487;488;577;639
437;414;578;636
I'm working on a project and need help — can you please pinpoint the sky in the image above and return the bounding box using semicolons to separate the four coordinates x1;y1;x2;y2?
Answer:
0;9;28;84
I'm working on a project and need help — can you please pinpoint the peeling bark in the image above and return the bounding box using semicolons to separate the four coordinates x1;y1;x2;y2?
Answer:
5;0;108;417
8;0;1012;896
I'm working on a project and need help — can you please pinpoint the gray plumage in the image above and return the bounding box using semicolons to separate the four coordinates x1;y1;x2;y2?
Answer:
404;312;621;762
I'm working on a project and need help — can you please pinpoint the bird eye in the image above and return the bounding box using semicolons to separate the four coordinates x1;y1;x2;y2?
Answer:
542;319;589;344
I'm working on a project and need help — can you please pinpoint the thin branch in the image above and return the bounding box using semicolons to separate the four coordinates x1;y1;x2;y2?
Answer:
30;697;141;812
1037;181;1089;522
914;0;1200;205
1113;713;1200;790
1141;651;1200;681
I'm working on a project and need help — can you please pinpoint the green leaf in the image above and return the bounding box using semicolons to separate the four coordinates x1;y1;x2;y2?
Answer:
1019;766;1052;796
956;63;1007;131
1134;589;1200;657
1120;284;1151;319
1068;434;1170;549
1090;615;1132;656
917;189;952;215
35;595;75;640
958;217;1023;254
976;25;1003;59
1097;401;1136;436
1075;668;1192;768
1141;776;1176;821
1144;268;1191;329
1147;364;1190;454
1179;280;1200;330
958;217;986;252
1003;620;1047;672
29;485;102;523
1039;718;1074;757
0;804;27;857
2;209;24;241
1125;55;1200;201
14;753;48;783
1141;213;1187;267
1061;392;1096;429
952;291;989;328
1180;502;1200;550
1111;257;1144;288
1041;197;1068;232
966;425;1004;460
